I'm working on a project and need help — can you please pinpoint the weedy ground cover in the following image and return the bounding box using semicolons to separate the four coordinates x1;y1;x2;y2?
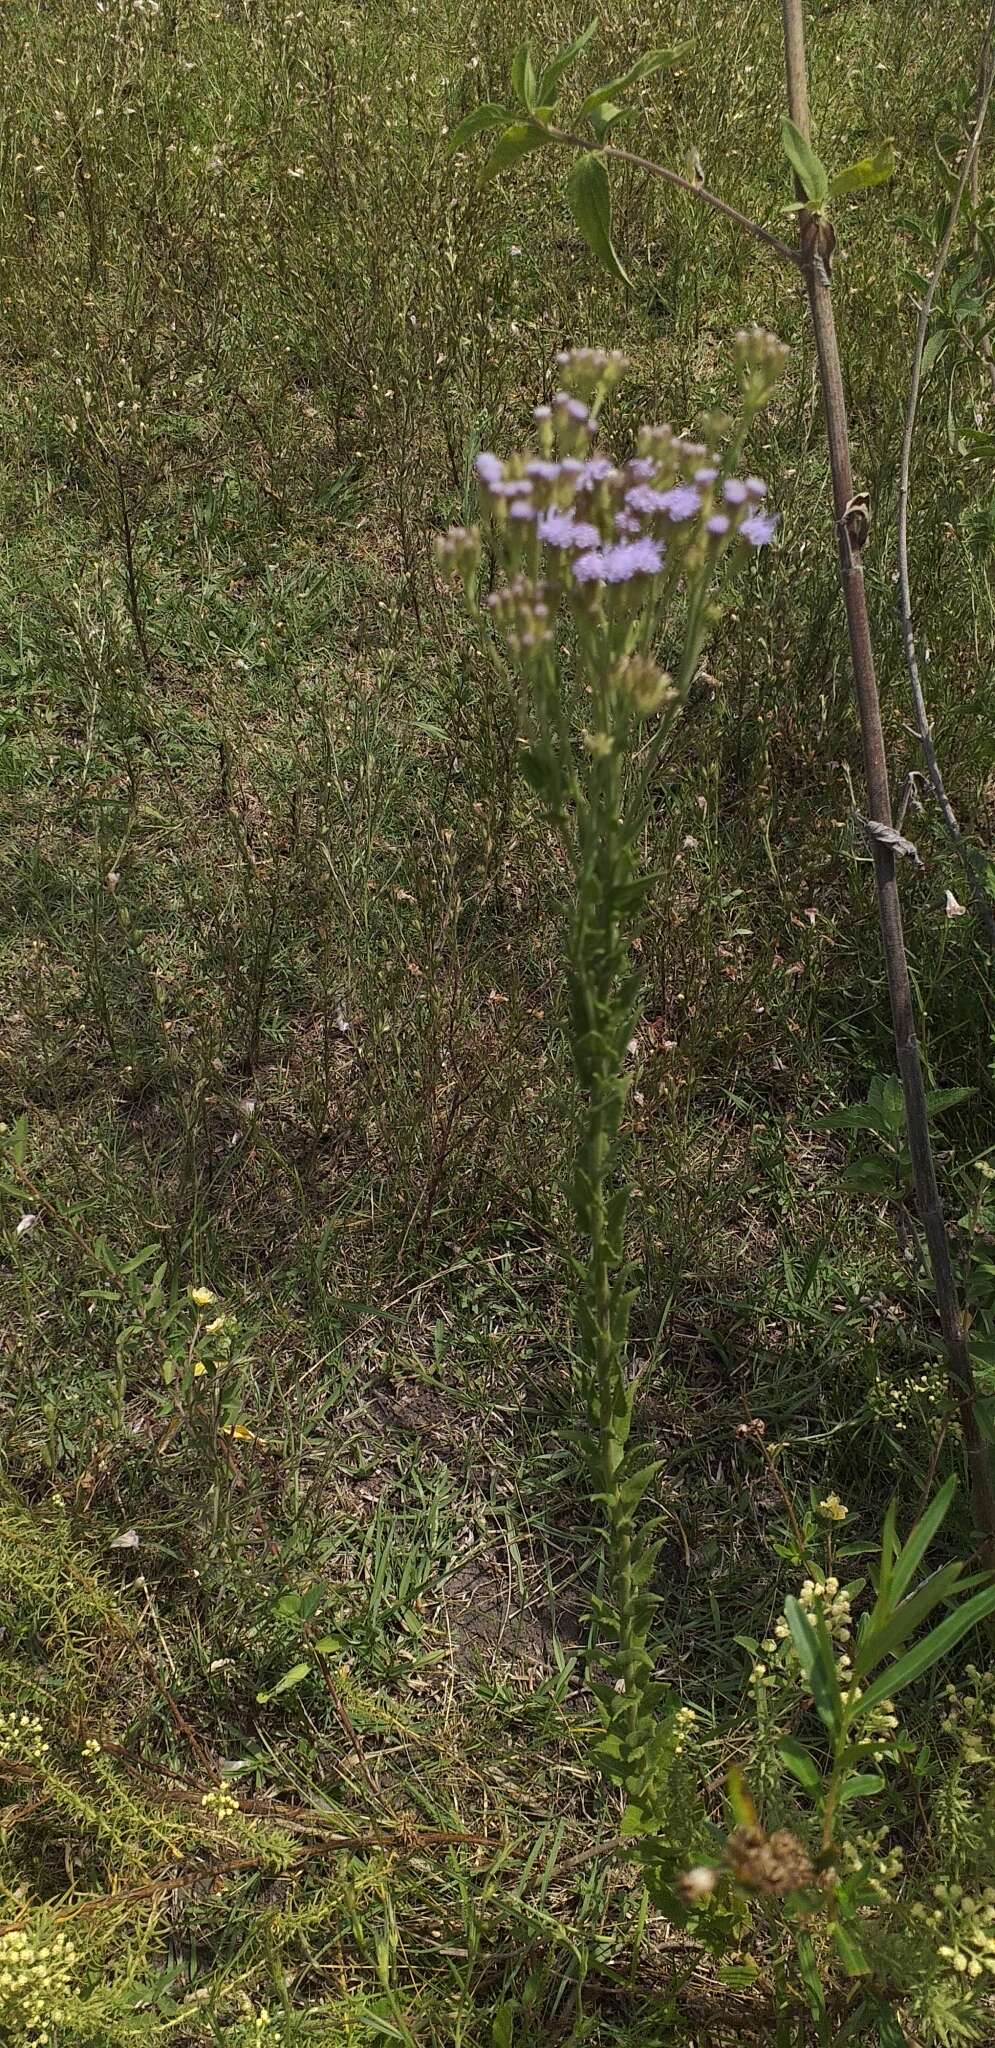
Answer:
3;0;995;2040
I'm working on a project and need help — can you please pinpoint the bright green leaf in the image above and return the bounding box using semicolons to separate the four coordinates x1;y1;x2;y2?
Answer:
854;1561;967;1680
565;151;632;287
829;140;896;198
837;1771;885;1805
480;121;553;184
448;103;512;151
777;1736;822;1795
511;41;537;110
255;1661;311;1704
577;42;691;118
891;1474;957;1604
536;20;598;104
780;115;830;205
784;1597;840;1734
858;1581;995;1716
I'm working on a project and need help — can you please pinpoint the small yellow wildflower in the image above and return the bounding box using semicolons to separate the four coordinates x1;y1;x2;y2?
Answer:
818;1493;848;1523
192;1361;207;1379
190;1286;217;1308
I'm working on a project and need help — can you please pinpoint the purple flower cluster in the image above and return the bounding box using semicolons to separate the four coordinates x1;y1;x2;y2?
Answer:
574;538;664;585
469;355;779;626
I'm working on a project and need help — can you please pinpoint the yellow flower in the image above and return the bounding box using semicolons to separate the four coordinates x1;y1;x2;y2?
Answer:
818;1493;848;1523
192;1361;207;1378
189;1286;217;1308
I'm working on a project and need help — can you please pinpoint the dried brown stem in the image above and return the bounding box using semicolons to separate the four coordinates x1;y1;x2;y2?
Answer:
546;124;802;271
897;15;995;949
780;0;995;1565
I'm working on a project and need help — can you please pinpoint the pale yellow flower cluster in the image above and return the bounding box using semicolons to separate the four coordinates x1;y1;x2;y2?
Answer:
201;1783;240;1821
0;1712;49;1764
0;1925;75;2044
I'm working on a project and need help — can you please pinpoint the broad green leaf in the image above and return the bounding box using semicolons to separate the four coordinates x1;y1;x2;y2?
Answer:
877;1075;906;1135
858;1581;995;1715
256;1660;311;1703
511;41;537;111
777;1735;822;1795
837;1771;885;1805
813;1104;890;1134
480;120;553;184
839;1156;899;1194
891;1474;957;1604
448;103;511;150
784;1597;840;1733
536;20;598;104
780;115;830;205
577;42;692;117
588;102;626;139
925;1085;976;1116
829;140;896;198
565;151;632;287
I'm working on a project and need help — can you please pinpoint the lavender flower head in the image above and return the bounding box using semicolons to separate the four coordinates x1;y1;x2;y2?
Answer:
740;511;778;547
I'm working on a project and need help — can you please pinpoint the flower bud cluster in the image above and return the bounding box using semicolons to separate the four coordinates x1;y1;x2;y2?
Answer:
940;1666;995;1765
911;1882;995;1980
612;654;676;719
870;1362;954;1440
0;1711;50;1765
733;325;791;395
0;1924;76;2043
773;1573;853;1646
201;1782;240;1821
670;1704;697;1756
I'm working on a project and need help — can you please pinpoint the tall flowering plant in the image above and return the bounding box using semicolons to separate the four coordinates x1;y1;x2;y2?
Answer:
437;336;785;1890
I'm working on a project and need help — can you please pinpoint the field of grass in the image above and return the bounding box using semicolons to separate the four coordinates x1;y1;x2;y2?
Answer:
3;0;995;2040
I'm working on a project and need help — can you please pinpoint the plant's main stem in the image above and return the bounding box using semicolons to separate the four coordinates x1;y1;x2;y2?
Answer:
781;0;995;1566
896;16;995;949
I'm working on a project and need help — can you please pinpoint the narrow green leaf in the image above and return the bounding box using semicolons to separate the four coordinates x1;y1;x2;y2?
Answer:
784;1597;840;1733
727;1764;758;1827
854;1561;966;1680
565;152;632;287
858;1581;995;1716
831;1919;870;1975
828;140;896;198
780;115;830;205
777;1735;822;1795
536;20;598;104
891;1474;957;1604
448;103;511;150
577;42;692;117
480;119;552;184
511;41;537;110
256;1661;311;1704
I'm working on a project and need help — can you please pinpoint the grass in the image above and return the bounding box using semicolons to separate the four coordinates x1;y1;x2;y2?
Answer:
2;0;995;2039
